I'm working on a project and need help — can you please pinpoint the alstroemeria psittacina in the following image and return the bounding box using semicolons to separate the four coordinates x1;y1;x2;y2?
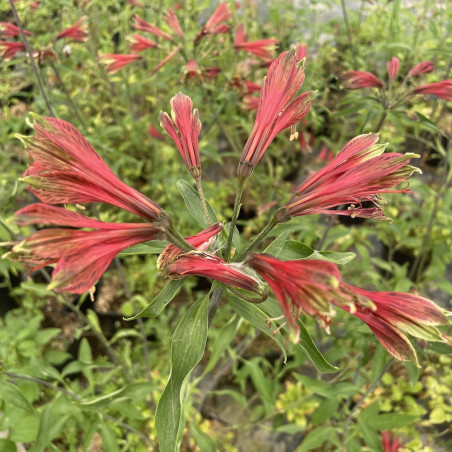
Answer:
234;24;278;61
56;17;89;43
12;204;162;294
194;2;232;43
278;133;420;222
342;70;384;89
160;93;202;179
248;253;449;363
239;49;312;178
413;80;452;102
20;116;164;223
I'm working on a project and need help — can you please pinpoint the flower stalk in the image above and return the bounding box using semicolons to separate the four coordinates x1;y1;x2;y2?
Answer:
224;176;245;260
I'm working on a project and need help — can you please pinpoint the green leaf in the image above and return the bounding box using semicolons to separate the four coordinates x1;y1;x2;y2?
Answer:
0;439;17;452
357;417;383;452
258;298;338;373
298;426;334;451
295;375;358;398
190;424;218;452
365;413;419;430
177;179;217;228
317;250;356;264
311;397;340;425
277;240;355;264
125;279;185;320
227;293;287;362
264;230;291;256
0;380;34;414
118;240;169;256
156;295;209;452
101;425;120;452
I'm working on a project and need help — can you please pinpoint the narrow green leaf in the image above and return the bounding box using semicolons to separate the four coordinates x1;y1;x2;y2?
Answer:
177;179;217;228
125;279;185;320
295;375;357;398
298;426;334;451
156;295;209;452
0;380;34;414
190;424;218;452
264;230;291;256
358;418;383;452
101;425;120;452
118;240;169;256
227;293;287;362
311;397;340;425
258;298;338;373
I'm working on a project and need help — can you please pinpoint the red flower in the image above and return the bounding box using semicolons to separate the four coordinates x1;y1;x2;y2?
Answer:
12;204;162;294
164;10;184;39
0;41;25;60
159;92;202;178
247;254;340;332
381;431;402;452
184;59;202;80
248;254;448;361
166;251;267;298
242;95;259;111
56;17;88;43
158;223;223;274
20;116;163;222
100;53;142;74
0;22;32;38
234;24;278;61
343;70;384;89
129;34;158;52
239;49;312;171
133;14;173;41
127;0;144;6
148;124;165;140
243;80;261;94
281;134;419;221
203;66;221;79
195;2;232;43
150;47;179;75
408;60;434;77
413;80;452;102
386;57;399;81
338;284;449;363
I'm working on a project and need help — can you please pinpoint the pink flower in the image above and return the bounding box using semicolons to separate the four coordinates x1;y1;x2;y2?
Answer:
56;17;89;43
295;43;307;62
387;57;400;81
150;47;179;75
133;14;173;41
343;70;384;89
148;124;165;140
12;204;161;294
413;80;452;102
100;53;142;74
129;34;158;52
243;80;261;94
184;59;202;80
242;95;259;111
164;10;184;39
158;223;223;274
408;61;434;77
127;0;144;6
234;24;278;61
0;41;25;60
166;251;267;298
280;134;419;221
381;431;402;452
0;22;31;38
20;116;163;222
248;254;448;361
338;284;449;363
160;93;202;178
195;2;232;43
239;49;312;172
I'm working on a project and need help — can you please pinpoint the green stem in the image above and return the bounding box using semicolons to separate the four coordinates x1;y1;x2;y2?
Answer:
340;0;357;68
9;0;55;117
225;177;245;260
234;216;277;262
165;226;195;252
195;176;211;225
374;110;387;133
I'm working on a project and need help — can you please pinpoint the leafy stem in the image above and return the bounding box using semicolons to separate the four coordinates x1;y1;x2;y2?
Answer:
225;176;245;260
195;175;211;225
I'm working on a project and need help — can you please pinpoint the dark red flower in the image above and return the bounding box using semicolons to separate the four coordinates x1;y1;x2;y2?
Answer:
413;80;452;101
129;34;158;52
203;66;221;79
281;134;419;221
148;124;165;140
184;59;202;80
343;70;384;89
12;204;162;294
20;116;163;222
381;431;402;452
0;41;25;60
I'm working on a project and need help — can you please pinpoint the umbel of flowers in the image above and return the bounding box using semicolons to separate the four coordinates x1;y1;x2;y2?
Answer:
9;50;450;366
